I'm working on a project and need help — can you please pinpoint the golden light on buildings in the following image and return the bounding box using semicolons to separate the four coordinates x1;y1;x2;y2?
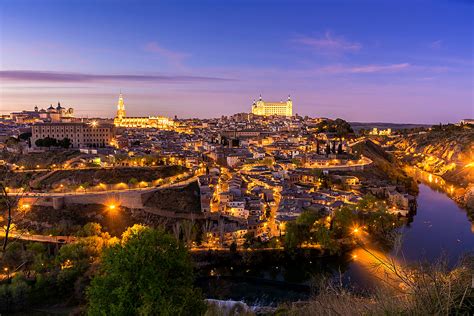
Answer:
90;120;99;128
251;95;293;117
61;259;74;270
352;226;362;235
113;93;174;129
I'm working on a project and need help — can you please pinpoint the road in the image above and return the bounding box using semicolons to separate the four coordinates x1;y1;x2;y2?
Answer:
1;231;76;244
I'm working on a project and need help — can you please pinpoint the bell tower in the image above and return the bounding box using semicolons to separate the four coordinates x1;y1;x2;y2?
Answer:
117;93;126;119
286;94;293;116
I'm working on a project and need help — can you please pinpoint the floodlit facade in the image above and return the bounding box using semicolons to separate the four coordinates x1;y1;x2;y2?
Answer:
31;122;114;148
251;95;293;117
10;103;74;123
113;93;174;129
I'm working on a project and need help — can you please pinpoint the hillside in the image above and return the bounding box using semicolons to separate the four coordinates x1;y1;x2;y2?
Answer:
350;139;417;194
33;165;187;189
144;181;201;214
393;124;474;208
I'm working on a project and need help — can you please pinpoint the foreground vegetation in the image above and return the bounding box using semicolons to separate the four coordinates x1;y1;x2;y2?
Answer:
1;221;472;314
280;254;473;315
0;224;206;314
284;194;401;254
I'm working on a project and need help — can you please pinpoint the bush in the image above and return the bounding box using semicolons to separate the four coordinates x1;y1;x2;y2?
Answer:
86;225;206;315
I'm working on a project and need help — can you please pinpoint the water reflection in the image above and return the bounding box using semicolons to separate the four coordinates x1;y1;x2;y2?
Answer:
197;183;474;304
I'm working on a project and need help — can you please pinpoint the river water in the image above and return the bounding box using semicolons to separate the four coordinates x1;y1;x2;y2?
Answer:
197;183;474;305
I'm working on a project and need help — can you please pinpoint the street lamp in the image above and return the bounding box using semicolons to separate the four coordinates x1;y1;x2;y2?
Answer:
3;267;9;281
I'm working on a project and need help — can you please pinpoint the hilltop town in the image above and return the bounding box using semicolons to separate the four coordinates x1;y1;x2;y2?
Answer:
1;94;473;314
1;94;425;249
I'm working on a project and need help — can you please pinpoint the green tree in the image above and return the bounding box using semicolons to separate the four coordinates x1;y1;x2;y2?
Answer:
86;225;206;315
34;138;44;147
58;138;71;148
35;137;57;148
128;177;139;186
18;132;32;141
77;222;104;237
284;209;324;250
331;206;358;239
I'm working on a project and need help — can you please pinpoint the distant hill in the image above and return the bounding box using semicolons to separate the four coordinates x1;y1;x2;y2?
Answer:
350;122;430;131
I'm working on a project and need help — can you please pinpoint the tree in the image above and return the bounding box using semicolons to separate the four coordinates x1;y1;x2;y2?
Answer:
35;137;57;148
77;222;103;237
18;132;32;141
128;177;138;186
284;209;325;250
58;138;71;149
5;137;19;147
229;241;237;253
34;138;44;147
86;225;206;315
325;143;331;157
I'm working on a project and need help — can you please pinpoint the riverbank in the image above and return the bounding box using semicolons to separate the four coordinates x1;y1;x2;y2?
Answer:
405;165;474;219
197;183;474;306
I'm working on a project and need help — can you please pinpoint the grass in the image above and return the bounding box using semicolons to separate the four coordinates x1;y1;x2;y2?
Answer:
280;253;473;315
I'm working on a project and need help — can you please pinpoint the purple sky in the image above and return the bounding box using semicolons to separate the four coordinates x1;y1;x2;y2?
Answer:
0;1;473;123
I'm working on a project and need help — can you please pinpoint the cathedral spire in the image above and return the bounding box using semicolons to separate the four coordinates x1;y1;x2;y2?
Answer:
117;92;126;119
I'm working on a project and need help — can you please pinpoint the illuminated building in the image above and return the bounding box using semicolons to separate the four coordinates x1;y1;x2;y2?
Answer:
32;122;114;148
113;93;174;129
369;127;391;136
251;95;293;117
10;103;74;123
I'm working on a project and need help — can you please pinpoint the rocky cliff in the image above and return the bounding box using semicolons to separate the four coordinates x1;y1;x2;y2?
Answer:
393;124;474;208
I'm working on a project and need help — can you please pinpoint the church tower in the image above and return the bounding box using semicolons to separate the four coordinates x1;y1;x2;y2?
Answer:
286;95;293;116
116;93;126;119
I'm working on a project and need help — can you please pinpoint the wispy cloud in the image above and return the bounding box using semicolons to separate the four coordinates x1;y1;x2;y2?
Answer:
293;31;362;55
430;40;443;49
0;70;234;83
318;63;411;74
144;42;190;69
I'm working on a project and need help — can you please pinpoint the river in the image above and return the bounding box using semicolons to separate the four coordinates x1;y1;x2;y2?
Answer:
197;183;474;305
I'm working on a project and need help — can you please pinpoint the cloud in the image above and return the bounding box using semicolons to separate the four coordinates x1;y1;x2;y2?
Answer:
144;42;190;68
293;31;362;55
430;40;443;49
0;70;234;83
319;63;411;74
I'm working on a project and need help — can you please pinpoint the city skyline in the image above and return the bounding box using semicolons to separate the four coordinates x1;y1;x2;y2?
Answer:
1;0;473;123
